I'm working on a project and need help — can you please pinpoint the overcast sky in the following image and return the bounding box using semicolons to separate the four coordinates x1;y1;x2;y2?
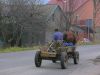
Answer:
0;0;50;4
42;0;49;4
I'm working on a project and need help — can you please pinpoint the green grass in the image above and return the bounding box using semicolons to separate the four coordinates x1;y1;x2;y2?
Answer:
0;40;100;53
0;46;39;53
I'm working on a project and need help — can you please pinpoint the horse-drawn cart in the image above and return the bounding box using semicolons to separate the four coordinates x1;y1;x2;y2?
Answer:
35;41;79;69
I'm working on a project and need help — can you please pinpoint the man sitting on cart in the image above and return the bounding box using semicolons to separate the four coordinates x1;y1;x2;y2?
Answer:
63;28;77;51
53;28;63;41
52;28;63;49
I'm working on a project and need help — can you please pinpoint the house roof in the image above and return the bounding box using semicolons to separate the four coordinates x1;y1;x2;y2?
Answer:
71;25;95;33
48;0;89;12
75;0;93;20
82;26;95;33
38;4;64;21
39;4;57;20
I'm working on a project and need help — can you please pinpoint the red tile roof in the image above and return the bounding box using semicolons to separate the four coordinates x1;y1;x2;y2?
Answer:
48;0;100;27
49;0;88;11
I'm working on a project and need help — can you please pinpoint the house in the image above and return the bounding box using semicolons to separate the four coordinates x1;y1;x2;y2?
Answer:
40;4;66;43
49;0;100;41
21;4;66;46
74;0;100;40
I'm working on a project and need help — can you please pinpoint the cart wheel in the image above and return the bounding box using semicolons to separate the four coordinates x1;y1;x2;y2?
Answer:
35;51;42;67
60;52;68;69
52;60;56;63
73;51;79;64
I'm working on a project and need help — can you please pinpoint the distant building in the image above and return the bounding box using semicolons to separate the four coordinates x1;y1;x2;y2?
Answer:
40;5;66;43
49;0;100;40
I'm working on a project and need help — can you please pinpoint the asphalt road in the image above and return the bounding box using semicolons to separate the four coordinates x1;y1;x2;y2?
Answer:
0;45;100;75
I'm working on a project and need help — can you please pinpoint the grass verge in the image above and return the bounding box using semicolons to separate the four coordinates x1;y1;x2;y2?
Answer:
0;40;100;53
0;46;39;53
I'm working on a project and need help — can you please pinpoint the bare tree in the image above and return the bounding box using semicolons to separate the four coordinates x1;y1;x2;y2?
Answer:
0;1;8;45
0;0;46;47
93;0;100;40
64;0;78;30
